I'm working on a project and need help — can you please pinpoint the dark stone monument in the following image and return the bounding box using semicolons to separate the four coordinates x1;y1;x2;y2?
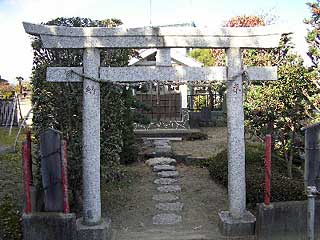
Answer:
303;122;320;189
40;128;64;212
200;107;211;122
200;107;213;127
22;128;76;240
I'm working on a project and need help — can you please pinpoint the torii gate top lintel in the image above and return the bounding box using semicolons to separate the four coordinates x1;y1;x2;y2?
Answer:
23;22;291;49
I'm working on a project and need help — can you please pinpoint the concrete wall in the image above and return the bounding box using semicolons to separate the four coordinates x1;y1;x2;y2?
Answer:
256;201;320;240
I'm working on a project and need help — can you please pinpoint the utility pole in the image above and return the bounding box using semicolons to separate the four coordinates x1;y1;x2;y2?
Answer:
16;76;24;94
149;0;152;25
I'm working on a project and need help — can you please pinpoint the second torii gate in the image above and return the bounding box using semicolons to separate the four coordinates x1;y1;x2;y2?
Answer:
23;22;288;239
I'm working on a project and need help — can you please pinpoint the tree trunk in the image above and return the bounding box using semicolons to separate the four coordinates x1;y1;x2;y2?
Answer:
208;86;214;111
284;151;291;178
287;153;293;179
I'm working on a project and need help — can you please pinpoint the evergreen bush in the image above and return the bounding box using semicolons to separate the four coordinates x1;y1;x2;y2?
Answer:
207;144;306;208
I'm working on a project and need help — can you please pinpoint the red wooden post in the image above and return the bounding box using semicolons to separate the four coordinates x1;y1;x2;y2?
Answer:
26;130;33;185
22;141;32;214
61;140;70;213
264;134;272;206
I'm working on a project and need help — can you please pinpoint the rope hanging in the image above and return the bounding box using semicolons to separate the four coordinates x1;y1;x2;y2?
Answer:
68;69;251;88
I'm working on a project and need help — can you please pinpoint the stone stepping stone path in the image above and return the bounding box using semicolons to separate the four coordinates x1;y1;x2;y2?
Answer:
145;157;176;167
146;139;184;226
153;178;177;185
153;139;172;155
157;185;181;193
152;193;179;202
152;213;182;225
155;202;184;211
157;170;179;178
153;164;176;172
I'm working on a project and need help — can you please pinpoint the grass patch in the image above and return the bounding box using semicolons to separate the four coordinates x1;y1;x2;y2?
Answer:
0;151;24;239
0;144;24;206
101;166;136;216
0;127;21;146
207;143;306;209
0;195;22;240
0;127;26;239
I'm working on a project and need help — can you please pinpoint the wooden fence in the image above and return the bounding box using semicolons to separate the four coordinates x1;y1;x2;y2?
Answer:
136;93;182;122
0;99;18;126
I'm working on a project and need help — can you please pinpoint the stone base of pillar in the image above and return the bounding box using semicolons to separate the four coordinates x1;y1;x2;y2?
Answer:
76;217;112;240
218;210;256;236
22;212;76;240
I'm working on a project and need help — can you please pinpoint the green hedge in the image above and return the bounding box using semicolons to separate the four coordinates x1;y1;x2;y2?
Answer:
207;143;306;207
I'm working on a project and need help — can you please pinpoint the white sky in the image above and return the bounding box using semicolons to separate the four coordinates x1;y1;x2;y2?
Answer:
0;0;312;83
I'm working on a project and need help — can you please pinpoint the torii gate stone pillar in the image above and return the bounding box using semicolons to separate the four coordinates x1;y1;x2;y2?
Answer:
82;48;102;224
23;22;289;238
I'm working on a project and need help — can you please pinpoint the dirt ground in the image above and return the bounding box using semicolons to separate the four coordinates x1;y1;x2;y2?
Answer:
171;127;227;158
103;162;228;239
102;127;231;239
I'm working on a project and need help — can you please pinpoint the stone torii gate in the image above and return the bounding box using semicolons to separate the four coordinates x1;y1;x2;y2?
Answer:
23;22;288;239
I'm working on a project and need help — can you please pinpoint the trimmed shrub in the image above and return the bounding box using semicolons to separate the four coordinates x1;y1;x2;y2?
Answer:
120;88;138;164
184;131;208;141
207;143;306;207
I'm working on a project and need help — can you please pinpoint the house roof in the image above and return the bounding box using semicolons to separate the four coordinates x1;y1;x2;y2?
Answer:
128;48;203;67
128;22;202;68
0;76;9;84
151;22;196;28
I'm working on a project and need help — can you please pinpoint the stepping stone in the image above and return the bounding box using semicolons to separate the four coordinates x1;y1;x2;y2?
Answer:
154;178;177;185
152;193;179;202
155;144;170;148
157;171;179;178
155;143;170;148
155;148;172;155
157;185;181;193
155;147;171;153
142;139;153;147
154;140;170;145
145;157;177;167
155;143;170;146
155;202;184;211
153;165;176;172
152;213;182;225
